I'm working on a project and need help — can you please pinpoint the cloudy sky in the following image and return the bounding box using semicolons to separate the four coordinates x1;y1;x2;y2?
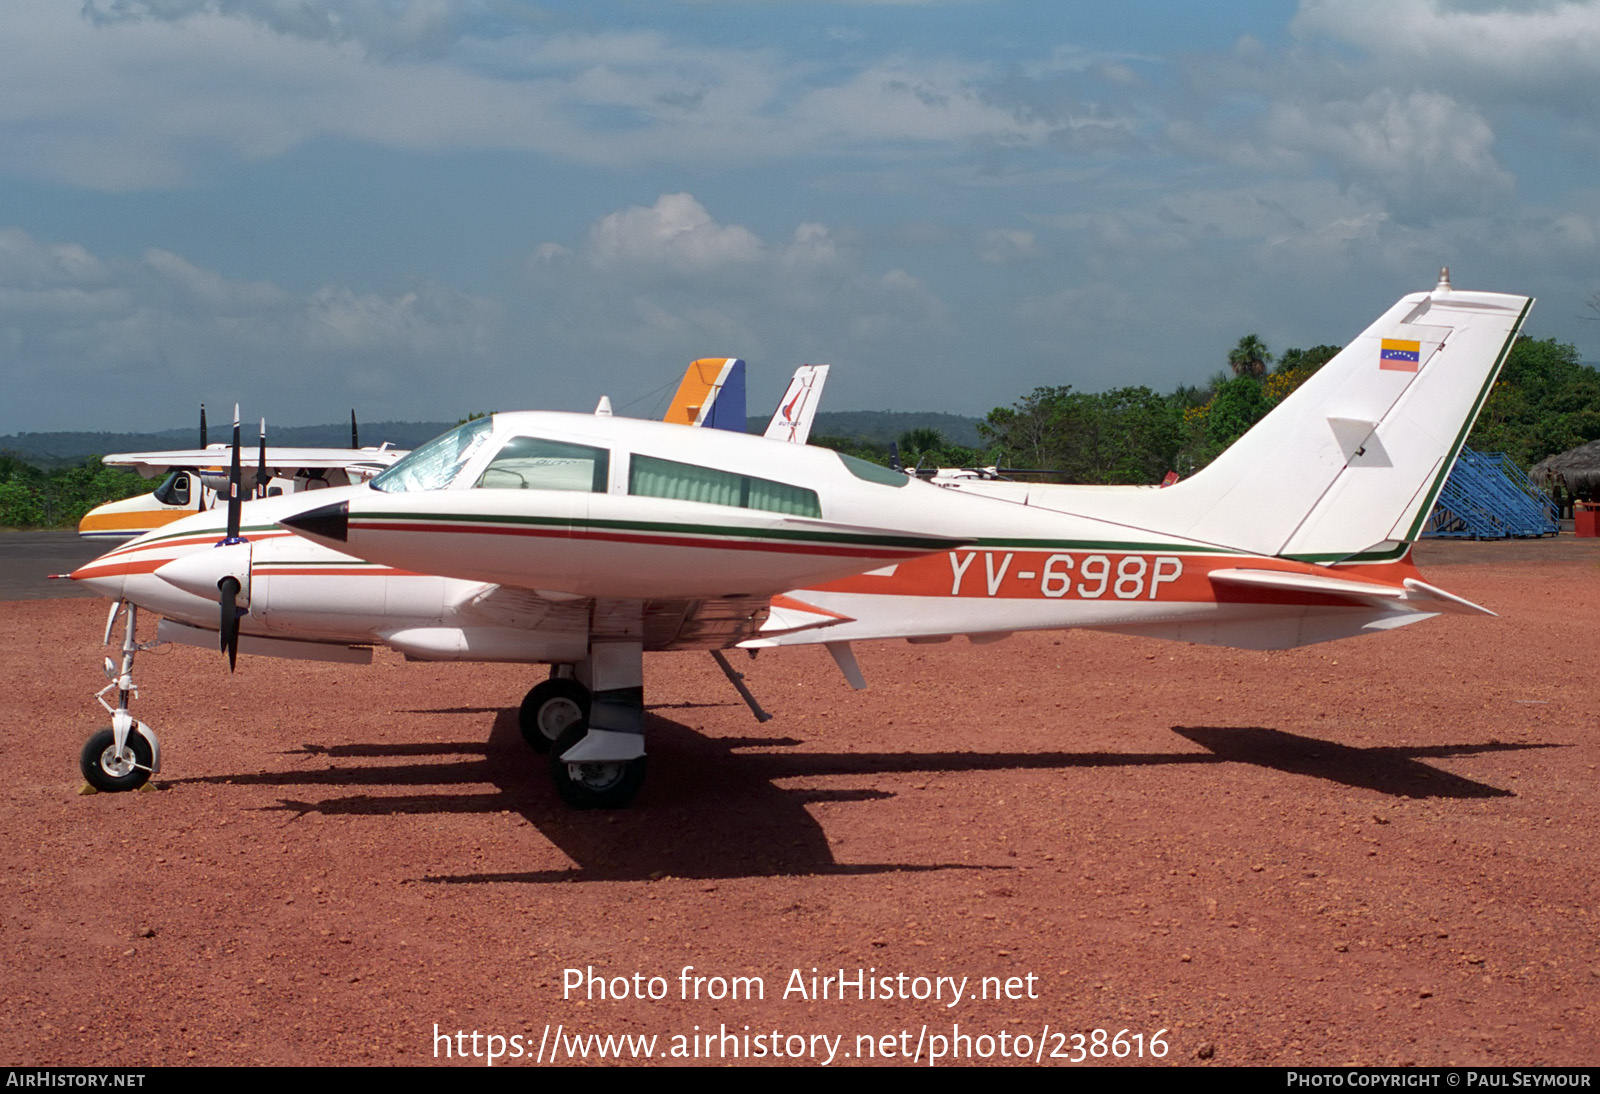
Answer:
3;0;1597;434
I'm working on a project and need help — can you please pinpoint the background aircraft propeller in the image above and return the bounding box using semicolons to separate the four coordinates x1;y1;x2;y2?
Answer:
254;419;270;498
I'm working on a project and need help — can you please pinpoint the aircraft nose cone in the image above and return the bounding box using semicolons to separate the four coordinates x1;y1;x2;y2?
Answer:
67;561;126;600
279;500;349;543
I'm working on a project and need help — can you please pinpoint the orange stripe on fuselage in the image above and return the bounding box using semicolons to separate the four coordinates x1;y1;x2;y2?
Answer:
77;507;195;535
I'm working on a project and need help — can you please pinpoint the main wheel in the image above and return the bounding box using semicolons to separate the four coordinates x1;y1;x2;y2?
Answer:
80;727;153;793
518;679;591;753
549;725;646;809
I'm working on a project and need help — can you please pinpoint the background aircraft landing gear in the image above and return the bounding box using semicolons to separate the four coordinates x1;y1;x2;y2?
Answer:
518;677;591;753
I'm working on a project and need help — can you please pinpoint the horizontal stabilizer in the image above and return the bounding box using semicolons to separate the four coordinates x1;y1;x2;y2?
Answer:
759;593;855;638
1401;578;1496;616
1208;568;1406;609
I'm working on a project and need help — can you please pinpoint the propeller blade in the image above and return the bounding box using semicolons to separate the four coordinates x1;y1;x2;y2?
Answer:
254;419;270;498
219;576;241;672
888;441;903;473
351;409;358;449
225;405;242;543
199;404;208;447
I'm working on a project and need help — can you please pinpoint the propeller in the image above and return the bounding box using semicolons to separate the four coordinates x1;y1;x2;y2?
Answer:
888;441;903;473
199;404;208;447
219;405;245;671
254;418;270;498
224;407;243;544
219;575;241;671
351;409;359;449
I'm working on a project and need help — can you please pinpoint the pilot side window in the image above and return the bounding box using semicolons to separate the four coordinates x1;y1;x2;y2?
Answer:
628;455;821;517
476;437;610;492
153;470;190;507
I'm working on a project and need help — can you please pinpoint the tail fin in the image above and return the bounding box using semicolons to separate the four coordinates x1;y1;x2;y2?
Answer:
663;358;747;432
1154;274;1531;562
764;364;831;444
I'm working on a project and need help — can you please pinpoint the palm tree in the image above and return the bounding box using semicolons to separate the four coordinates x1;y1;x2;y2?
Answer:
1227;334;1272;378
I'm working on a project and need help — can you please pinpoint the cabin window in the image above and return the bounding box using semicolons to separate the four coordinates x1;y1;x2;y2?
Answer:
476;437;610;492
371;417;493;493
629;455;821;517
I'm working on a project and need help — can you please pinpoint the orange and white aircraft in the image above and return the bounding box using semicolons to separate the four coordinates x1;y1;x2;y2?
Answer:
77;411;406;540
69;274;1528;808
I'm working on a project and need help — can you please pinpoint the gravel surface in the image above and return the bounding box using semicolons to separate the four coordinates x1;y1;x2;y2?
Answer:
2;538;1597;1067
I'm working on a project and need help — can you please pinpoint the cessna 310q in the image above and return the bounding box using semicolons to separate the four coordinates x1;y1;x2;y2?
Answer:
69;273;1529;809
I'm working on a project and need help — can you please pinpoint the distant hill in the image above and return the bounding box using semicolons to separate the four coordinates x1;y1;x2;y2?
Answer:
745;410;984;448
0;421;455;468
5;410;988;467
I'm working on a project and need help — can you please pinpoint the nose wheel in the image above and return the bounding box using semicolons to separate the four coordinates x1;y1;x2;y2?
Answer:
81;727;153;793
81;601;162;793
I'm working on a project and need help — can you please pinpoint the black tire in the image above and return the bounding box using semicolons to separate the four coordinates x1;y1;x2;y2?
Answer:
518;679;591;754
549;724;646;809
80;727;153;793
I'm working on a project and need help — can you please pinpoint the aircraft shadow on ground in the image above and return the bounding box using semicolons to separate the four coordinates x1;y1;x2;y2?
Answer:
174;710;1557;884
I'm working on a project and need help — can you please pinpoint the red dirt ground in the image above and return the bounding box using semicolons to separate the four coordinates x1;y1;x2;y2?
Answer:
2;538;1597;1067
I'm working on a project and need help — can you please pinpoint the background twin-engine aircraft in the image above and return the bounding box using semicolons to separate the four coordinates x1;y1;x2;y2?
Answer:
69;275;1531;808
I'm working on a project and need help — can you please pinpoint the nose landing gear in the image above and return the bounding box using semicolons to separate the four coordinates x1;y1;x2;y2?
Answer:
81;600;162;793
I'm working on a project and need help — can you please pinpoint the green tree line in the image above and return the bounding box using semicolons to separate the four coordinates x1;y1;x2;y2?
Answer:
0;455;148;528
821;335;1593;486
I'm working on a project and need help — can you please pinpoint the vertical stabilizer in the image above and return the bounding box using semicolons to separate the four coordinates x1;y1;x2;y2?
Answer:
1146;284;1531;562
764;364;831;444
663;358;747;432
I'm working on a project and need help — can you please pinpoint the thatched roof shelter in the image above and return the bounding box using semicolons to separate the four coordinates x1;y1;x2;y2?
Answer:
1530;439;1600;497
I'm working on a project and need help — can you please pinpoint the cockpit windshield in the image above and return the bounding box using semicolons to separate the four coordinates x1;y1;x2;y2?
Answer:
370;417;494;493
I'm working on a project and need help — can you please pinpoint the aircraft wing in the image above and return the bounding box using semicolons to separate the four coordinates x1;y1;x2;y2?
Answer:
102;446;405;478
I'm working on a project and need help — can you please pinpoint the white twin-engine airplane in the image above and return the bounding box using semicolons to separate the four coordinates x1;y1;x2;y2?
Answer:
69;274;1529;809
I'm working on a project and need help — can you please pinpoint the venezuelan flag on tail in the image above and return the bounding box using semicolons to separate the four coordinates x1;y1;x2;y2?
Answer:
1380;338;1422;372
663;358;747;432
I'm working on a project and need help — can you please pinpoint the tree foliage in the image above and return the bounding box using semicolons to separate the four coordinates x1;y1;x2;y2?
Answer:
1227;334;1272;378
981;386;1187;484
1467;337;1600;468
0;455;149;528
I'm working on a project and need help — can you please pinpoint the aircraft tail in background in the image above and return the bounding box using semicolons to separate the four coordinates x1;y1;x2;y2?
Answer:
764;364;830;445
663;358;747;432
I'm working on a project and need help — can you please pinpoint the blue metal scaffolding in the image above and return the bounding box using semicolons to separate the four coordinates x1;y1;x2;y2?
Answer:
1422;448;1559;539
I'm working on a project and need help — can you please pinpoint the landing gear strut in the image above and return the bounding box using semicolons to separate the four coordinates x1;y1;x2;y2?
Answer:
81;601;161;793
546;639;647;809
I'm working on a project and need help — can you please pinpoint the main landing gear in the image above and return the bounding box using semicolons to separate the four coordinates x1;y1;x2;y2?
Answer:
80;601;162;793
518;640;647;809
